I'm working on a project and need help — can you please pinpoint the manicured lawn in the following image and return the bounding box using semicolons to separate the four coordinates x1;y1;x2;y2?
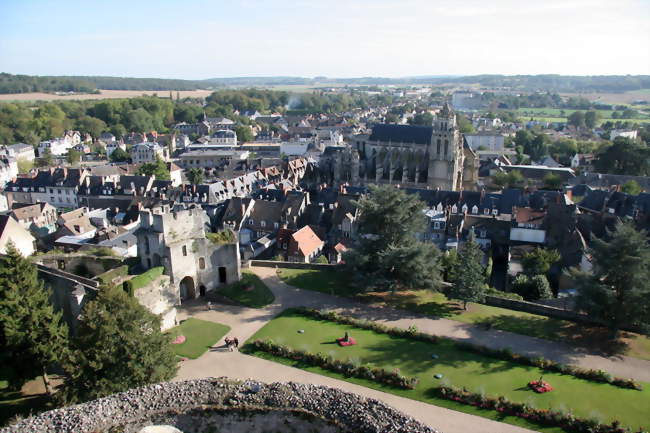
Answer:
277;268;650;360
167;318;230;359
245;310;650;432
277;268;359;297
219;270;275;308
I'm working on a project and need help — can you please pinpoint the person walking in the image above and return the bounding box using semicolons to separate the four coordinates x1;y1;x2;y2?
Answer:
234;337;239;350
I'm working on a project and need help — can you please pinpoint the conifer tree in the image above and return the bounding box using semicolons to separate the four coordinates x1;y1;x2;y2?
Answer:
0;243;69;394
449;232;487;309
344;185;441;291
571;222;650;335
60;285;177;403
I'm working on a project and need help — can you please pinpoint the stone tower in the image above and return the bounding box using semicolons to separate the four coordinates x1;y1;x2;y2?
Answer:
427;102;464;190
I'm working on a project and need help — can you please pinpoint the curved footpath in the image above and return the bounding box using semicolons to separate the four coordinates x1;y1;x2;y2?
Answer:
175;265;650;433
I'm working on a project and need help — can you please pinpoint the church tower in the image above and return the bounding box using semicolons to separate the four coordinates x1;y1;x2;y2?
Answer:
427;102;464;190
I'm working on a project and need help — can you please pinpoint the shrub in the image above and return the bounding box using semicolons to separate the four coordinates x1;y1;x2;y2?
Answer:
250;339;419;390
207;230;236;245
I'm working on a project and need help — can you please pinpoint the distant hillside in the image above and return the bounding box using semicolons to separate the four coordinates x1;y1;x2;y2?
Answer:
0;73;210;94
443;75;650;93
2;73;649;95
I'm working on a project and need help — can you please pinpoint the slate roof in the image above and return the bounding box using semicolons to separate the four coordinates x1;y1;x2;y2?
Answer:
369;124;433;145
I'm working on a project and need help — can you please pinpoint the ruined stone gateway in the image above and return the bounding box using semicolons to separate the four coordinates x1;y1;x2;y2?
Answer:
136;204;241;302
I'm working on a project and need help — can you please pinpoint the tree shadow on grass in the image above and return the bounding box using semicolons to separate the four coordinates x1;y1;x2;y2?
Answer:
471;314;632;358
357;291;461;319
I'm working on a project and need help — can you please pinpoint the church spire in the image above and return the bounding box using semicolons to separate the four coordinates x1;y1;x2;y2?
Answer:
439;101;453;118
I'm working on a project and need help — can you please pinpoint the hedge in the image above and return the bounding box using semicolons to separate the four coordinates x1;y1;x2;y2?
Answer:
123;266;164;295
434;385;646;433
250;339;419;390
292;308;642;391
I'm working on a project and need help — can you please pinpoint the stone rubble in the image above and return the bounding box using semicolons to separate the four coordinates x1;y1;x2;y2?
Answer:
2;377;439;433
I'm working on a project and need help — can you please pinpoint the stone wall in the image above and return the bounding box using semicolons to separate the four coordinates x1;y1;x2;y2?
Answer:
3;378;438;433
134;274;178;331
249;260;340;271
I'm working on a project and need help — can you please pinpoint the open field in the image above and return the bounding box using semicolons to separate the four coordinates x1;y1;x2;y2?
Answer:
0;89;215;102
277;268;650;360
245;310;650;432
560;89;650;104
167;318;230;359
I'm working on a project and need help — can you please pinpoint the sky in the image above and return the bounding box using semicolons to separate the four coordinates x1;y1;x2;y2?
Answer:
0;0;648;79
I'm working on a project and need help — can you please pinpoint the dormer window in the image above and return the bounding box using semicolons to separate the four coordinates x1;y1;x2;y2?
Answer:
484;208;490;215
451;205;458;213
248;219;254;225
480;230;487;238
260;220;266;227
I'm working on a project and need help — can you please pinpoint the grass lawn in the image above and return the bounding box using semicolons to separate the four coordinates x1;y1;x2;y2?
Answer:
277;268;650;360
167;318;230;359
244;310;650;432
277;268;359;297
219;270;275;308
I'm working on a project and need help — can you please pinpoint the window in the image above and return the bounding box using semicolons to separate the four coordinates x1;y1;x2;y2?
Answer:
49;188;53;194
274;222;279;229
248;219;254;225
182;245;187;256
282;242;287;250
433;222;440;229
480;230;487;238
199;257;205;269
492;209;498;216
484;208;490;215
260;220;266;227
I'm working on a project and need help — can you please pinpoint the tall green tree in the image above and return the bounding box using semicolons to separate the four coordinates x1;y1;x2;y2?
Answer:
186;167;204;185
0;243;69;394
137;157;170;180
234;125;253;143
522;248;561;276
542;173;563;190
595;137;650;176
344;185;441;292
570;222;650;335
584;110;599;128
67;149;82;165
621;180;642;195
110;147;129;162
448;233;487;309
524;134;548;161
59;286;177;403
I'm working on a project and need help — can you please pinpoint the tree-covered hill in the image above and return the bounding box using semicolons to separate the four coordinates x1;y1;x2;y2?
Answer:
3;72;650;95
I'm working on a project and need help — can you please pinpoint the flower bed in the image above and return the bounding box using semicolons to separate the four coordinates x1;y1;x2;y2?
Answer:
528;380;553;393
434;385;641;433
250;339;419;390
337;336;357;346
172;335;186;345
291;308;642;391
